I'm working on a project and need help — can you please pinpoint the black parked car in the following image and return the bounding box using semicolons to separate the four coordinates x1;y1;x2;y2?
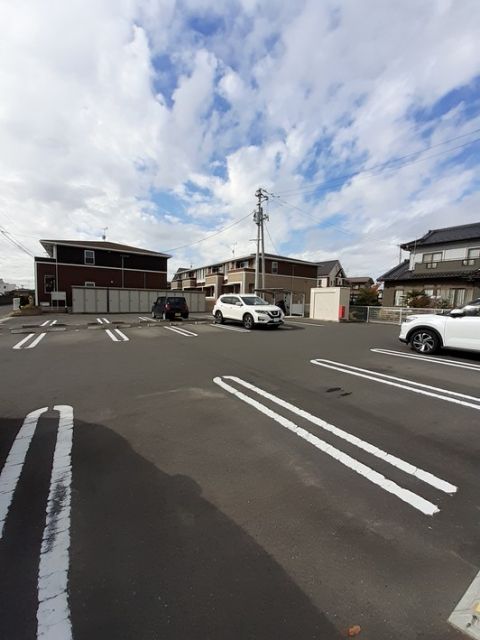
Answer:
151;296;189;320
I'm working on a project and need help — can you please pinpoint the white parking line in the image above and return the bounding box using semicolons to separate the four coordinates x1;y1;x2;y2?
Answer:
224;375;456;495
214;376;440;516
40;320;50;327
114;328;129;341
210;323;250;333
371;348;480;371
13;333;36;349
37;404;74;640
105;328;129;342
26;333;47;349
102;318;110;324
311;359;480;411
139;316;151;321
51;319;57;325
289;321;324;327
165;326;198;337
0;407;48;538
96;318;104;324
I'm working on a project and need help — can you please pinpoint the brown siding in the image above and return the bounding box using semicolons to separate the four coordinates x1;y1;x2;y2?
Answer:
36;261;167;306
266;259;317;278
56;245;168;272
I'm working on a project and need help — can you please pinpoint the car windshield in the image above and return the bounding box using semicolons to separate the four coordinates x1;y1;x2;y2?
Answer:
240;296;268;306
167;298;186;304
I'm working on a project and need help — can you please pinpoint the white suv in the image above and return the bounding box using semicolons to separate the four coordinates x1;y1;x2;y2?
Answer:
399;299;480;354
213;295;284;329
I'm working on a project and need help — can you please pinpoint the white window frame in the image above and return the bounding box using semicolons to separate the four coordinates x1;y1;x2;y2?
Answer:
423;252;442;264
84;250;95;265
271;261;278;274
84;281;95;287
394;289;405;306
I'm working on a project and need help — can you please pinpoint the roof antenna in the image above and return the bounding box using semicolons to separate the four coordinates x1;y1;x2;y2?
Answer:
102;227;108;241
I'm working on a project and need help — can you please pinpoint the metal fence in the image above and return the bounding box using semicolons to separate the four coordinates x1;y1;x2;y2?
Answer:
349;306;449;325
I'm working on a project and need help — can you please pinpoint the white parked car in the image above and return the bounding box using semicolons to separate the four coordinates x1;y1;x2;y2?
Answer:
399;298;480;354
213;294;284;329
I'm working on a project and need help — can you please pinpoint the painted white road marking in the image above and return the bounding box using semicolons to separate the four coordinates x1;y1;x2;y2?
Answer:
224;375;456;495
139;316;153;321
105;328;129;342
289;321;324;327
102;318;110;324
26;333;47;349
371;348;480;372
165;326;198;337
51;320;57;325
96;318;104;324
214;376;439;516
114;328;129;341
40;320;50;327
37;404;74;640
0;407;48;538
210;323;249;333
13;333;36;349
311;359;480;411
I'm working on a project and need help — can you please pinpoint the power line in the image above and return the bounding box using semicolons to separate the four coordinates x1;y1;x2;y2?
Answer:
274;127;480;197
265;221;280;254
0;225;34;256
274;198;355;236
162;211;252;253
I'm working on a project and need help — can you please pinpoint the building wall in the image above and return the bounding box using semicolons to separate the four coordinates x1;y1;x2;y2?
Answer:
56;245;168;272
382;281;480;307
35;260;167;306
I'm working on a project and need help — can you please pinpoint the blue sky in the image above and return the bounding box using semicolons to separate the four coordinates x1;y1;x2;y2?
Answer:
1;0;480;284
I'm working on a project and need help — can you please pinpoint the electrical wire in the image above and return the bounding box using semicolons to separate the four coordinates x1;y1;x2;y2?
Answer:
0;225;34;256
273;127;480;197
162;211;253;253
265;221;280;254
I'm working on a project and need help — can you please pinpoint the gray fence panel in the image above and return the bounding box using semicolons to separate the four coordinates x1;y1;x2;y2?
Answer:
119;290;130;313
72;286;205;313
108;290;120;313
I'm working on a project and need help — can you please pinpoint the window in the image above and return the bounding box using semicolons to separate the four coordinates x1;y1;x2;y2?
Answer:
424;289;434;298
468;248;480;259
423;252;442;263
271;261;278;274
84;250;95;265
44;275;56;293
84;281;95;287
394;290;404;306
449;288;465;307
236;260;249;269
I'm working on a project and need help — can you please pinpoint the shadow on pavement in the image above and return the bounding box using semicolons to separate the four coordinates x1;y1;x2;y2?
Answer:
71;420;342;639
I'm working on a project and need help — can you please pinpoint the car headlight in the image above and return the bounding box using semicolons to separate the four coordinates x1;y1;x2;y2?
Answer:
403;316;417;323
256;310;269;315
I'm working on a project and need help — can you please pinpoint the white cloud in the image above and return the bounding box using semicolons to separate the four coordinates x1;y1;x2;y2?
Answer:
1;0;480;287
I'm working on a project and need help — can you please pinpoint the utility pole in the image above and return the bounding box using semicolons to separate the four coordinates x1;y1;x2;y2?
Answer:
253;188;269;293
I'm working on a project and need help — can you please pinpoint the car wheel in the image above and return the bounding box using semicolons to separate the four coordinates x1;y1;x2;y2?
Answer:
182;313;189;319
151;311;156;319
243;313;254;330
410;329;440;354
214;311;224;324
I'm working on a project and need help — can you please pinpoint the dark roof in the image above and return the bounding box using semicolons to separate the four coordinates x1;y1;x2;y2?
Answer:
345;276;374;284
379;259;480;282
40;240;170;258
401;222;480;251
316;260;341;275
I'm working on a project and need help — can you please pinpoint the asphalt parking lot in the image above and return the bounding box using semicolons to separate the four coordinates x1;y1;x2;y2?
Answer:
1;313;480;639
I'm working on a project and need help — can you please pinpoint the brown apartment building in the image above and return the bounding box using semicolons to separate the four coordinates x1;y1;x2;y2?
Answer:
171;253;346;313
35;239;170;307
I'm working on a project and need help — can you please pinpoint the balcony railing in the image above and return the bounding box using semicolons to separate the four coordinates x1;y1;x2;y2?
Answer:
414;257;480;274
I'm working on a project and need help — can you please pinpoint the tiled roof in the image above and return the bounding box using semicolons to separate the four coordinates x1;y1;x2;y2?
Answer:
379;260;480;282
40;239;170;257
316;260;340;275
401;222;480;250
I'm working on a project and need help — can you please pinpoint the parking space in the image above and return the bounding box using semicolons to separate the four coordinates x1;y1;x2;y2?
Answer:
1;318;479;638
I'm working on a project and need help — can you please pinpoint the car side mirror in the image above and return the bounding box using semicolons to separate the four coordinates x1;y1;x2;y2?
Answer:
449;308;465;318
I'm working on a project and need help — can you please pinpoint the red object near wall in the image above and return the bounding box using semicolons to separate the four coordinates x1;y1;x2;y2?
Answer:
339;304;345;319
